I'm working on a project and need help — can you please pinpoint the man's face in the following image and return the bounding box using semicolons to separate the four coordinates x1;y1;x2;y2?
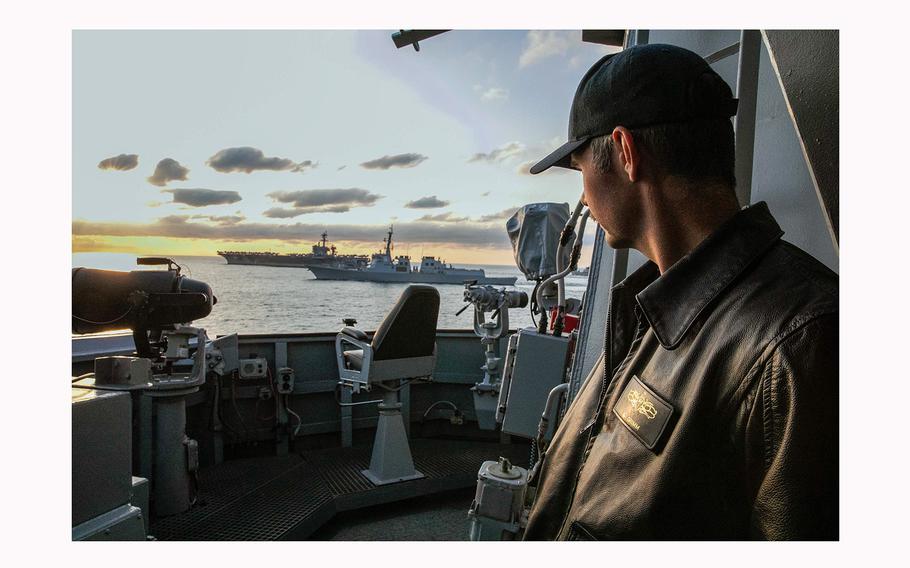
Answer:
572;138;639;249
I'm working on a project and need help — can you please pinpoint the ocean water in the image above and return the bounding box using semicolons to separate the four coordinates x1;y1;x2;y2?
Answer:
72;253;590;336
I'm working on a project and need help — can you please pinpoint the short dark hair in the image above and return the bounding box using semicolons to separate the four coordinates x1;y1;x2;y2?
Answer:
592;118;736;189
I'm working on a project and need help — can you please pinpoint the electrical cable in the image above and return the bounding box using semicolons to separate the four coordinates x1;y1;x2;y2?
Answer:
71;372;95;383
541;209;591;335
189;470;199;507
422;400;459;420
529;279;541;328
254;393;276;421
214;374;242;439
230;370;249;435
284;395;302;438
255;366;277;421
71;307;132;326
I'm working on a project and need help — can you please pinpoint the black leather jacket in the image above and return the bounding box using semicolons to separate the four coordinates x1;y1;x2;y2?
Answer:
523;202;838;540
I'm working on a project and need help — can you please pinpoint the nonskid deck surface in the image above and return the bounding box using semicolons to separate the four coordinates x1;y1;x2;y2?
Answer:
149;439;528;541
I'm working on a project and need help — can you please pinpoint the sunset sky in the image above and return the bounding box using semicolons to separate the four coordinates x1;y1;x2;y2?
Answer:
73;30;615;264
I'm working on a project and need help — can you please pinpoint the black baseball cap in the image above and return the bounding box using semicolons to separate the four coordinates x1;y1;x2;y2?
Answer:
530;43;739;174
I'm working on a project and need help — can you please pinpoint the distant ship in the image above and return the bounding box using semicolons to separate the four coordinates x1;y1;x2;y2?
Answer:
307;226;517;285
571;266;590;277
217;232;368;270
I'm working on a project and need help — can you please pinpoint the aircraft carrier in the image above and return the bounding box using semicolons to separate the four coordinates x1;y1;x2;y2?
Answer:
217;232;368;270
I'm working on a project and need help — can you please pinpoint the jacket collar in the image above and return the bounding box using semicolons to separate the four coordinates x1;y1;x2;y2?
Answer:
620;201;784;350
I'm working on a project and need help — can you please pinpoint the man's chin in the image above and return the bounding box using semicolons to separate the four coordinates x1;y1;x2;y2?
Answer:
603;232;633;250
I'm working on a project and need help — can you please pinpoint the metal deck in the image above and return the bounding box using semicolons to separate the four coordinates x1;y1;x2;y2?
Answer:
150;439;528;540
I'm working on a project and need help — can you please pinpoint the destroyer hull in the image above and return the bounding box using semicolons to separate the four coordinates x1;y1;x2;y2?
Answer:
308;266;517;285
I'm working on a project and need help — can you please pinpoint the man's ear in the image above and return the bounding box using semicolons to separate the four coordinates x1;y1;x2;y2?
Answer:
611;126;639;182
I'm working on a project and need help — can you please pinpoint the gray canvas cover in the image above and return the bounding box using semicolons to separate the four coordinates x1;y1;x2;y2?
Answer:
506;203;571;280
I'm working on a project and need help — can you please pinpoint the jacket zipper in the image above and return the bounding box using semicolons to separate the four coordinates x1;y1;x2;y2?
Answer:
555;292;647;539
554;289;616;539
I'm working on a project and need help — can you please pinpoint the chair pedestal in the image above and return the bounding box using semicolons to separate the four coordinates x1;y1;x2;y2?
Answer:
362;388;424;486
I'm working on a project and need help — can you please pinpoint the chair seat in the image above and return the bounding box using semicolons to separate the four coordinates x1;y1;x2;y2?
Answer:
343;349;365;371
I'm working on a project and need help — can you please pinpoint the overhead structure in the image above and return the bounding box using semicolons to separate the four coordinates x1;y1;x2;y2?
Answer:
393;29;628;51
762;30;839;248
391;30;449;51
581;30;627;47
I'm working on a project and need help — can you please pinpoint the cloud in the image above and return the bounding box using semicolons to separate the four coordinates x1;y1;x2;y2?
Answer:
404;195;449;209
468;142;525;163
72;236;142;254
73;216;512;248
360;153;428;170
480;87;508;101
163;188;242;207
415;212;470;223
191;213;246;226
469;137;576;175
292;160;317;173
337;165;347;171
479;207;520;222
206;147;316;173
148;158;190;187
263;206;353;219
481;191;491;197
97;153;138;171
267;188;383;214
519;30;576;68
263;208;307;219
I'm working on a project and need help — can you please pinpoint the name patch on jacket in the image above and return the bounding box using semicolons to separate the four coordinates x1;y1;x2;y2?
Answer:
613;375;674;450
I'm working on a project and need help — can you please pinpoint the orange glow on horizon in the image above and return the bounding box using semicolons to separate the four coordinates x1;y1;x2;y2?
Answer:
71;235;542;266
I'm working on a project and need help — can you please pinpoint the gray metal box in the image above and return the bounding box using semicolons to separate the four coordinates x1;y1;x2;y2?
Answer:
72;388;132;526
500;330;570;438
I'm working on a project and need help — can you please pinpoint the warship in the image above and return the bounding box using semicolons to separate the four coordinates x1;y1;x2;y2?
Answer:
307;227;518;286
217;232;368;270
70;29;838;542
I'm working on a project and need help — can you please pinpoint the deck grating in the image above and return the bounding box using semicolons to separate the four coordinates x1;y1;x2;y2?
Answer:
149;439;527;540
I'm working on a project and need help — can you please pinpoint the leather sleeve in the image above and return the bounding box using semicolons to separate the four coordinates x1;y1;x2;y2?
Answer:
744;312;839;540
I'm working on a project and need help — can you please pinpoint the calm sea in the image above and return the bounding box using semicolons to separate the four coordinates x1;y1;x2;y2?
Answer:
72;253;589;336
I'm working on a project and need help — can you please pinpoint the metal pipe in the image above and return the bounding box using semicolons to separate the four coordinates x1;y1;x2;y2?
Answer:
734;30;762;207
535;383;569;449
541;209;591;308
542;383;569;423
153;396;192;517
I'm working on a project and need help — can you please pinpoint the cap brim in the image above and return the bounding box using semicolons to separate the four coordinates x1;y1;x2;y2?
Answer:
528;138;588;175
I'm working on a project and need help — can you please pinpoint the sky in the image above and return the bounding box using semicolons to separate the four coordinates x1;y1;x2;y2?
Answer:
73;30;618;264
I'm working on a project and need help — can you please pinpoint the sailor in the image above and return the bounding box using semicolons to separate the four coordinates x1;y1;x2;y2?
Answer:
523;44;838;540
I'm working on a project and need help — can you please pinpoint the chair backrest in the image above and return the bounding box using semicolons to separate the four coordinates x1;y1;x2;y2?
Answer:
371;285;440;361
